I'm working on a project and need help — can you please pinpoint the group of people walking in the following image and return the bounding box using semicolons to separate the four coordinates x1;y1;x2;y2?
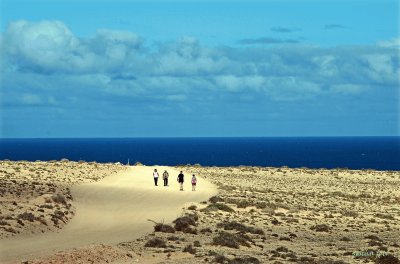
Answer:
152;169;197;191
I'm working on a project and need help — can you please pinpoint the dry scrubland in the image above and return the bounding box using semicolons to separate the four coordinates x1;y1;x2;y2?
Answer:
0;160;125;238
118;166;400;264
1;162;400;264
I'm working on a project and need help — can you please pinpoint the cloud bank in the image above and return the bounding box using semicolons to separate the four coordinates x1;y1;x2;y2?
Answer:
0;20;399;136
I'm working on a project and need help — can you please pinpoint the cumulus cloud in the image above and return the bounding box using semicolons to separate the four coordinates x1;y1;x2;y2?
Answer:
1;19;399;109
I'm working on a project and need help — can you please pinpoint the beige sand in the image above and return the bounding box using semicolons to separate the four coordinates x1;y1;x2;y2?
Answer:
0;165;217;263
116;166;400;264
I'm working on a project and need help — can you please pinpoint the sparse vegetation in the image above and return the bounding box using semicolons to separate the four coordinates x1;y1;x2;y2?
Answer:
173;214;198;234
310;224;331;232
202;203;235;213
154;223;175;233
209;196;224;203
217;221;264;235
183;244;196;254
375;255;400;264
212;231;251;248
230;256;260;264
18;212;35;222
144;237;167;248
188;205;197;210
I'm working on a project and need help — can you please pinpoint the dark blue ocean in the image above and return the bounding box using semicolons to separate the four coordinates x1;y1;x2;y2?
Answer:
0;137;399;171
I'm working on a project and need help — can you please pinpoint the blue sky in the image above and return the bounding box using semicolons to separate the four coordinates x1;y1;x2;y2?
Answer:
0;0;399;137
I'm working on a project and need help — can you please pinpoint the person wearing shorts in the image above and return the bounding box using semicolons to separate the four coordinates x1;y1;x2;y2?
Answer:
191;174;197;191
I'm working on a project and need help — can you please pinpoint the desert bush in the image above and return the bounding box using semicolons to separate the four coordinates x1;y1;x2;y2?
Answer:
255;202;267;209
4;227;17;233
230;256;260;264
217;221;264;235
40;204;54;209
193;240;201;247
144;237;167;248
365;235;382;241
213;231;251;248
53;210;65;219
276;246;289;252
173;214;198;233
202;203;235;213
0;220;9;226
174;215;197;229
52;194;67;204
236;200;252;208
200;227;213;233
214;254;229;263
310;224;331;232
154;223;175;233
209;196;224;203
167;236;180;241
183;244;196;254
36;217;47;225
319;259;349;264
375;213;395;220
18;212;35;222
375;255;400;264
341;210;359;218
188;205;197;210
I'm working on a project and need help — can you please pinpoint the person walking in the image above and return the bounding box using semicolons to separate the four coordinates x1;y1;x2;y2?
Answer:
177;171;184;191
163;170;169;186
153;169;159;186
191;174;197;191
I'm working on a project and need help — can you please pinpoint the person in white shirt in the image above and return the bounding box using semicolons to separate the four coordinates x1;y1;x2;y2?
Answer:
153;169;159;186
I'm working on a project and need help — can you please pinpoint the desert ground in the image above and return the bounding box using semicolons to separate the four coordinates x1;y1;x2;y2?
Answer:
0;161;399;264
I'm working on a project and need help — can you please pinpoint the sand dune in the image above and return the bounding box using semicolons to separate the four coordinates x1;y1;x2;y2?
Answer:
0;166;217;263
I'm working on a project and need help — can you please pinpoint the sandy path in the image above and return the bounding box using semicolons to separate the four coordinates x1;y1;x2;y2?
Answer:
0;166;217;263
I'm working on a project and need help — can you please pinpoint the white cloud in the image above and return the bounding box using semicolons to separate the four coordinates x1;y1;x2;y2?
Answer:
215;75;265;92
166;94;187;101
20;93;42;105
1;20;399;105
378;38;400;48
330;84;366;95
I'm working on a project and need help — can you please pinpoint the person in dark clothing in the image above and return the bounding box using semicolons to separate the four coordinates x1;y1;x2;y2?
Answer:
163;170;169;186
177;171;184;191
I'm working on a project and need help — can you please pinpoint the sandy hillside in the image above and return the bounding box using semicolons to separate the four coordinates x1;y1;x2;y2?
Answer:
0;164;217;263
0;160;126;238
113;166;400;264
2;162;399;264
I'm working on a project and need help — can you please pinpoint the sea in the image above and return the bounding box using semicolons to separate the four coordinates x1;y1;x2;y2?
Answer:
0;137;399;171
